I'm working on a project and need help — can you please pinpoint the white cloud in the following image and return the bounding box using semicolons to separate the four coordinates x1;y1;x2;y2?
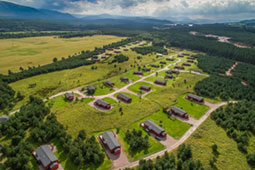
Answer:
5;0;255;20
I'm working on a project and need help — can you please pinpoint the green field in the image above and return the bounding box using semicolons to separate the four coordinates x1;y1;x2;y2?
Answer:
183;118;250;170
9;48;178;112
146;73;206;108
144;75;174;86
128;82;157;95
0;35;125;74
172;94;209;119
102;97;117;105
131;110;190;139
85;70;141;96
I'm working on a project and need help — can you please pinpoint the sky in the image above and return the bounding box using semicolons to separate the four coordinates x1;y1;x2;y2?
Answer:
5;0;255;21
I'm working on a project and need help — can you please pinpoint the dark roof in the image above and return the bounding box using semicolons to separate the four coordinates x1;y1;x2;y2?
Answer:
165;74;173;78
35;145;58;167
87;85;95;90
105;80;115;86
155;80;167;84
187;57;195;59
142;67;151;71
151;64;159;67
65;93;74;98
133;71;143;74
121;76;129;80
117;93;131;101
166;69;179;74
175;66;184;68
96;99;110;107
143;120;165;135
170;107;187;116
0;115;9;123
101;131;120;150
187;93;204;101
140;85;150;89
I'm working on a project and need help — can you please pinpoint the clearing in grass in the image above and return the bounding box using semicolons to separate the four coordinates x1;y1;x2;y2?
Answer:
172;94;209;119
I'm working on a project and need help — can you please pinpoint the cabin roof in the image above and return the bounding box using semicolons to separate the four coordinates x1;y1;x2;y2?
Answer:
65;93;74;98
101;131;120;150
187;93;204;101
35;145;58;167
96;99;110;107
170;106;187;116
143;120;165;135
117;93;131;101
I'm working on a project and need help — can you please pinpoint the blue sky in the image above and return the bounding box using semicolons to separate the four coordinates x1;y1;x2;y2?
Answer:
5;0;255;21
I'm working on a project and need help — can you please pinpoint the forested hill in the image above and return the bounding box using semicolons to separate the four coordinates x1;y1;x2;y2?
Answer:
0;1;75;20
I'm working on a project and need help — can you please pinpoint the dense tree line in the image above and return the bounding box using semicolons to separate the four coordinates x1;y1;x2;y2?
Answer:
211;101;255;168
111;54;129;64
0;31;67;39
194;75;255;101
131;45;167;55
102;37;138;49
0;80;16;111
125;129;150;151
195;54;235;74
0;96;50;169
58;30;102;38
191;24;255;46
0;97;106;169
69;131;105;166
124;144;204;170
231;63;255;87
152;29;255;65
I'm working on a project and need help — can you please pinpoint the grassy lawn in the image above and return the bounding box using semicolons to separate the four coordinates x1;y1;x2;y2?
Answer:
146;73;206;108
172;94;209;119
46;95;75;108
102;97;117;105
183;118;250;170
9;48;179;112
51;98;161;137
118;129;165;161
85;70;141;96
168;56;203;72
92;84;116;96
128;82;158;95
144;75;175;87
130;110;190;139
0;35;125;74
113;92;140;103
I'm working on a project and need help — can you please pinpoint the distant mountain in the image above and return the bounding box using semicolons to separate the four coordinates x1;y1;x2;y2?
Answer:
240;19;255;24
0;1;172;25
0;1;75;20
81;14;173;25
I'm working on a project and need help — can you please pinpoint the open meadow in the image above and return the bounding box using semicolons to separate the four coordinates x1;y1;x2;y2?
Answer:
9;48;176;111
183;118;251;170
0;35;125;74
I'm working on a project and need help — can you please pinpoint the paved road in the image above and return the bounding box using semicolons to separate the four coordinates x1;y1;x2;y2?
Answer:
113;101;231;170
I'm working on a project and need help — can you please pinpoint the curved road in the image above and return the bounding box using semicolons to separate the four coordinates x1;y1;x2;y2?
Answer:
114;101;232;170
